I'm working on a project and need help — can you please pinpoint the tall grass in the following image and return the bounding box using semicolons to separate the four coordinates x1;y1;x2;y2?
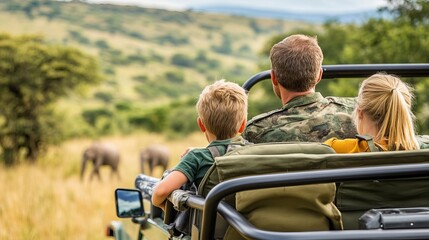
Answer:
0;132;206;240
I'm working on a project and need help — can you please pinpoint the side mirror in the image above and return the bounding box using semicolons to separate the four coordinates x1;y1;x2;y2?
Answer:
115;188;144;218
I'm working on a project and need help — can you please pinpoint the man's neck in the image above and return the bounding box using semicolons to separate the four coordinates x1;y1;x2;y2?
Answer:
280;88;315;105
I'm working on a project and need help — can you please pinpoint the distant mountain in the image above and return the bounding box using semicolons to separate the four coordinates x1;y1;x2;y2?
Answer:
191;5;380;23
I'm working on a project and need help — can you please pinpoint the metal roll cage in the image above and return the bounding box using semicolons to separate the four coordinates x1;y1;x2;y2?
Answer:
199;163;429;240
134;63;429;240
196;63;429;239
242;63;429;91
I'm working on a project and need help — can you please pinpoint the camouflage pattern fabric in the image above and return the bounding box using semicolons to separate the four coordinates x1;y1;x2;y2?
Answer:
243;92;358;143
417;135;429;149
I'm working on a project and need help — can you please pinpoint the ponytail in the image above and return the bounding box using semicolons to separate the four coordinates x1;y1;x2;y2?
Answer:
357;73;419;151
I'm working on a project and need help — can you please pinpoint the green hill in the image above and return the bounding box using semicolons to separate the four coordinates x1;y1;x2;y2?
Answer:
0;0;316;137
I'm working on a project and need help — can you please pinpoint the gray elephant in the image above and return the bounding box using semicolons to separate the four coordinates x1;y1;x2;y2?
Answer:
140;144;169;176
81;142;120;181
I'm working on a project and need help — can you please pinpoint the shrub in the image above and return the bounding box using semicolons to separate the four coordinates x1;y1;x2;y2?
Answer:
171;53;193;67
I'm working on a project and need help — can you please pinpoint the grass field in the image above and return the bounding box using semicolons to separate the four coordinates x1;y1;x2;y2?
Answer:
0;132;206;240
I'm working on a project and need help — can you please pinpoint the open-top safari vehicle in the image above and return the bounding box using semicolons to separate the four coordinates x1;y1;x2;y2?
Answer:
107;63;429;240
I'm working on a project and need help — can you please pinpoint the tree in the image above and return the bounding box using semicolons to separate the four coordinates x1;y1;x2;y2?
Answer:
342;1;429;132
382;0;429;25
256;0;429;132
0;33;101;165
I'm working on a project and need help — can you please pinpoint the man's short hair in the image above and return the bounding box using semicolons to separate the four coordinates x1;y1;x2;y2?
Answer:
196;80;248;140
270;34;323;92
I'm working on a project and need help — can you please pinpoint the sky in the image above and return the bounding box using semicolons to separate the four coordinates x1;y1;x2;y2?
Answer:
85;0;387;14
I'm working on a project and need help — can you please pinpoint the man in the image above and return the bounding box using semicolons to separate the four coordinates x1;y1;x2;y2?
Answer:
243;34;357;143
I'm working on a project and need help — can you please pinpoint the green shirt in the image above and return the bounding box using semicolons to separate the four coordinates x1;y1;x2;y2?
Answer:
243;92;358;143
174;136;246;187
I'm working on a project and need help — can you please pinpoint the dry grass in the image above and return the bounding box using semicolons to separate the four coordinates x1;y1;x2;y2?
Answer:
0;132;206;240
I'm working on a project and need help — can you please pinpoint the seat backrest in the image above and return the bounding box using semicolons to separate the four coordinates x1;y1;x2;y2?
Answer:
197;142;429;239
198;142;341;240
329;149;429;230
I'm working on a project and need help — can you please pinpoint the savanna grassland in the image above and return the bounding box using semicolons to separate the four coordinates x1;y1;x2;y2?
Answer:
1;1;310;239
3;1;429;239
0;0;316;140
0;132;207;240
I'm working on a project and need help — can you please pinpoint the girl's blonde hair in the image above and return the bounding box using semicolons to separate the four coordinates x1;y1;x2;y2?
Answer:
354;73;419;150
196;80;248;140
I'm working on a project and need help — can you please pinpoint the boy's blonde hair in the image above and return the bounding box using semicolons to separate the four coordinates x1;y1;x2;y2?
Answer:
196;80;248;140
354;73;419;150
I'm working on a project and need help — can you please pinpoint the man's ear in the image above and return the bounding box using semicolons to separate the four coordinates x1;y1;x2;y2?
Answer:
197;117;206;132
271;69;278;86
316;68;323;84
238;119;247;133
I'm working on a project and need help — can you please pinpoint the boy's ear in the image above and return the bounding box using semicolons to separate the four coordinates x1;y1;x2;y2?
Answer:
197;117;206;132
238;119;247;133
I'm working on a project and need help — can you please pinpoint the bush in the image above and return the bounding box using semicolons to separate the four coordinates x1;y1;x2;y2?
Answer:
95;39;110;49
166;106;199;138
157;34;189;45
171;53;194;67
128;107;168;132
126;53;147;64
164;71;185;84
68;30;90;45
81;108;113;127
94;91;114;104
132;75;149;83
115;101;133;111
212;34;233;55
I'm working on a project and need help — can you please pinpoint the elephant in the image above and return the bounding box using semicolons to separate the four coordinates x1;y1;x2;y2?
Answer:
81;142;120;181
140;144;170;176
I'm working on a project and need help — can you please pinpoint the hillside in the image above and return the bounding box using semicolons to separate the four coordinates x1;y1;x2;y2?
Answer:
0;0;318;137
0;0;315;106
193;5;380;23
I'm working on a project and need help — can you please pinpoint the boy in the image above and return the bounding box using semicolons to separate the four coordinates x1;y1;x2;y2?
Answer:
152;80;248;210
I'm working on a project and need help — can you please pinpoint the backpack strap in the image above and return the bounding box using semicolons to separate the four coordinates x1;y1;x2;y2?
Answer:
356;135;380;152
207;138;252;158
208;145;222;158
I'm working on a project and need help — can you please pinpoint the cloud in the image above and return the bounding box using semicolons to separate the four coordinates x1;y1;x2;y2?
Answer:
118;198;142;214
86;0;386;14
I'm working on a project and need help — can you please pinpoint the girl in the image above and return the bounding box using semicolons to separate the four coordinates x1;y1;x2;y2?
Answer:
324;73;419;152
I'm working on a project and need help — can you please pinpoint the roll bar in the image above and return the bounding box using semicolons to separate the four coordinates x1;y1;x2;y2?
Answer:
242;63;429;91
198;163;429;240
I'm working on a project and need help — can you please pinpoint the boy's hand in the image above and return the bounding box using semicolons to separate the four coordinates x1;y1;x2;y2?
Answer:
180;147;195;158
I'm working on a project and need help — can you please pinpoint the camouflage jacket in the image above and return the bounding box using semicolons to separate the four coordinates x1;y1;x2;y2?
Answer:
243;92;358;143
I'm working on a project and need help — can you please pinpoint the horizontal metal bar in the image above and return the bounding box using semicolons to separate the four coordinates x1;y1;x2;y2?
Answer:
217;201;429;240
218;202;429;240
184;195;205;211
200;163;429;239
242;63;429;91
322;63;429;78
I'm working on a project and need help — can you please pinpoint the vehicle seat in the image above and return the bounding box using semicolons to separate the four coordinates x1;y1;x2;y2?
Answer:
196;142;342;240
194;142;429;239
332;149;429;229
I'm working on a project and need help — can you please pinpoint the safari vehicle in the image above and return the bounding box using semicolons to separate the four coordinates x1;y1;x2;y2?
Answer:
107;63;429;240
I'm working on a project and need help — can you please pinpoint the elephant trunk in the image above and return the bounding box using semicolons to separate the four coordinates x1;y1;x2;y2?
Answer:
81;157;88;181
